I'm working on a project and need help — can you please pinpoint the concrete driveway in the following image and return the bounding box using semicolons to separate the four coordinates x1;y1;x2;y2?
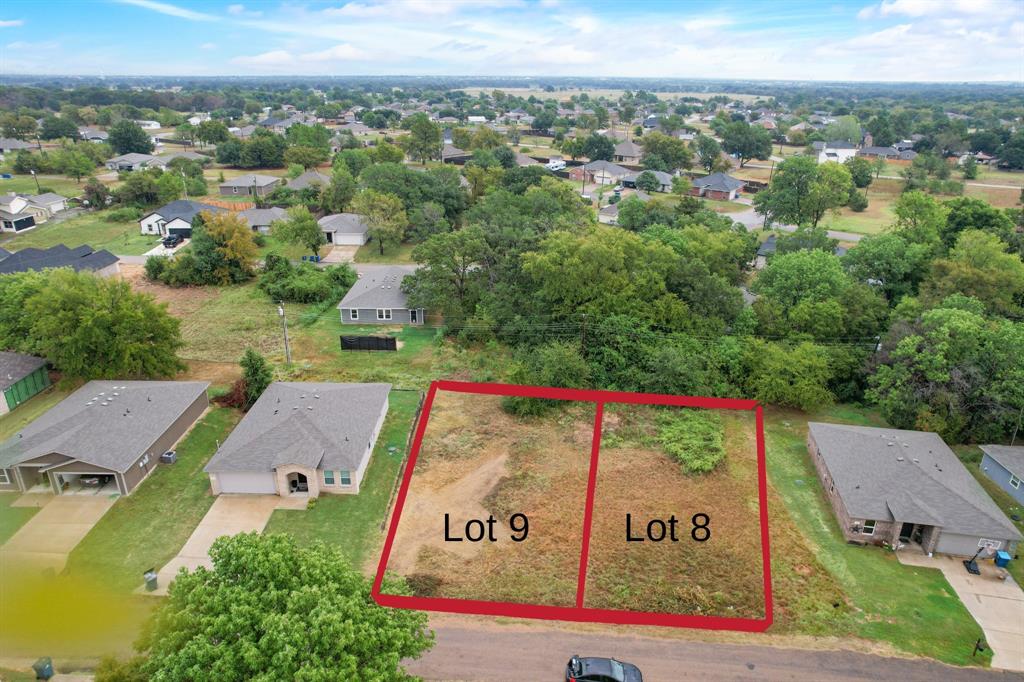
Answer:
146;494;281;595
0;495;115;574
322;244;358;263
143;239;188;258
899;552;1024;671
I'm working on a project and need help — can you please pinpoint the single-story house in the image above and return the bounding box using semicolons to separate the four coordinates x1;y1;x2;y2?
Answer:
0;381;209;496
318;212;370;245
336;122;373;136
219;173;281;198
105;153;156;172
148;151;208;169
441;143;470;163
568;160;631;185
139;200;227;238
0;244;119;277
0;352;50;416
598;190;650;225
238;206;287;234
857;146;918;162
287;169;331;191
0;192;67;232
817;140;858;164
230;125;257;139
515;152;540;167
980;445;1024;505
754;234;777;269
691;172;745;201
134;120;161;130
204;382;390;497
613;140;642;164
622;170;674;193
79;127;108;142
808;422;1022;557
0;138;34;156
338;265;424;325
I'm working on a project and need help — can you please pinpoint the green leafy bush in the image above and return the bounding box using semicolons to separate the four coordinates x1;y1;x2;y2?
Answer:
105;206;143;222
258;253;357;303
657;409;725;474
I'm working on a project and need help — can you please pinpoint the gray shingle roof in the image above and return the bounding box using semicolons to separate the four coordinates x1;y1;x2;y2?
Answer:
582;160;630;175
107;153;156;165
219;173;280;188
238;206;287;229
809;422;1021;540
142;200;226;225
0;138;34;150
624;170;673;185
288;169;332;191
980;445;1024;478
0;381;209;471
0;352;46;392
204;382;390;473
337;265;416;310
0;244;119;275
614;140;642;157
318;212;369;236
693;172;744;193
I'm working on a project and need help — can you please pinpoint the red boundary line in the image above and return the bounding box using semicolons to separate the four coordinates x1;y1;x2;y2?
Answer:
372;380;773;633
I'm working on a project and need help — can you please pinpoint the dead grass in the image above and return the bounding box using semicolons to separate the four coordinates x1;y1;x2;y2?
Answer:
964;183;1022;208
382;391;594;606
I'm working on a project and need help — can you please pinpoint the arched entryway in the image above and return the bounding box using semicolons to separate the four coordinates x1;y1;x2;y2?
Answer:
286;472;308;494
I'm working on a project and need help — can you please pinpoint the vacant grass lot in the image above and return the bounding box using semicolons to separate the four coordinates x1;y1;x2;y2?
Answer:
819;177;900;235
354;240;415;263
264;389;421;573
64;407;242;592
0;174;84;198
0;212;155;255
964;183;1022;209
764;405;991;667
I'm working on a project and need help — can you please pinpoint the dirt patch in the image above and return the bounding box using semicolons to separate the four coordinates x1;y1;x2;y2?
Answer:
120;264;216;317
383;391;594;606
178;359;241;385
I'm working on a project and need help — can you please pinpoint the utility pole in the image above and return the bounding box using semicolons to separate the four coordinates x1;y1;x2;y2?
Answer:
180;170;189;200
277;304;292;365
30;169;40;193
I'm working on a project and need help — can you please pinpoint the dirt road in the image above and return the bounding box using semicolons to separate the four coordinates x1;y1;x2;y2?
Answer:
407;622;1021;681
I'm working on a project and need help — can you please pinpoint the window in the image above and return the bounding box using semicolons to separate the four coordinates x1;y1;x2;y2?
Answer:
0;469;8;485
340;470;352;485
1011;474;1021;490
323;470;335;485
350;309;359;321
862;519;876;536
376;308;392;321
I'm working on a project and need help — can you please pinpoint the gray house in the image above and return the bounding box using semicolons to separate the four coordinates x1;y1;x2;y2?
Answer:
980;445;1024;505
218;174;281;198
287;169;331;191
337;265;424;325
318;212;370;245
204;382;390;497
238;206;288;234
0;381;209;496
808;422;1021;557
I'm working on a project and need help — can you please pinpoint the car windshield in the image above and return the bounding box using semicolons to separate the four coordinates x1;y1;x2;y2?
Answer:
609;660;625;681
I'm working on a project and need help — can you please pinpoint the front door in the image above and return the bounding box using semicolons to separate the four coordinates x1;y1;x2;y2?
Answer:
899;522;915;542
288;472;308;493
410;309;418;323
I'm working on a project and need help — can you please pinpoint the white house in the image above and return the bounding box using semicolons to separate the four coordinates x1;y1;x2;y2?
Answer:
467;115;487;124
0;193;67;233
134;120;161;130
318;213;370;245
817;140;858;164
139;200;226;238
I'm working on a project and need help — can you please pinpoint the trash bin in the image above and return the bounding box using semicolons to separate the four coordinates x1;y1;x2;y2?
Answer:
144;568;158;592
995;550;1012;568
32;657;53;680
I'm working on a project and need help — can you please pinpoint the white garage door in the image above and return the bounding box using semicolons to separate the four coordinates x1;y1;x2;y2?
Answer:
332;233;368;246
215;472;278;494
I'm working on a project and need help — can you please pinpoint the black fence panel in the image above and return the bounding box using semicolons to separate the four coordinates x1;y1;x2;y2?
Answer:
340;335;397;352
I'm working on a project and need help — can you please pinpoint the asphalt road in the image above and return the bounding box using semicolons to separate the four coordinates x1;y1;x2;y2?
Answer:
407;623;1024;682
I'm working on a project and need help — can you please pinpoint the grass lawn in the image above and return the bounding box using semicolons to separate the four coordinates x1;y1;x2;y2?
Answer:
0;493;39;545
0;212;156;256
0;174;84;198
765;405;992;666
64;407;242;592
964;183;1022;209
264;389;421;573
258;233;330;261
703;198;749;213
354;240;415;264
819;178;900;235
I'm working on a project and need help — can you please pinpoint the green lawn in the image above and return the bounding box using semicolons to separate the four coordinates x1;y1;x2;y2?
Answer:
0;212;156;256
258;233;330;261
0;493;38;545
765;405;992;666
354;240;415;264
703;198;750;213
63;407;242;592
0;174;84;198
0;387;70;442
265;389;421;572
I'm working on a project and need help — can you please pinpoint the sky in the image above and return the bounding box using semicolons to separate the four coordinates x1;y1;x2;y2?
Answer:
0;0;1022;82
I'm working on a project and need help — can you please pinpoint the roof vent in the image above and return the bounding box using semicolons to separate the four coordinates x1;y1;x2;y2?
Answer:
273;409;278;415
307;405;313;410
314;394;320;399
912;458;919;463
887;442;894;447
896;456;904;462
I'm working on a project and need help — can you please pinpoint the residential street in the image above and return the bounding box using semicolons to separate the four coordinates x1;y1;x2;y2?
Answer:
728;206;864;243
408;621;1024;681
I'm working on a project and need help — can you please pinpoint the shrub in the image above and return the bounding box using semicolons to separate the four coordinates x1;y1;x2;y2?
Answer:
847;190;868;212
105;206;143;222
657;409;725;474
502;341;590;416
258;255;357;304
143;255;169;281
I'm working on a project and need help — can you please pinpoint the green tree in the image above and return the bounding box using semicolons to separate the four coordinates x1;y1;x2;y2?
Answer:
283;145;328;169
721;120;771;168
960;155;978;180
843;232;932;303
639;131;692;171
823;115;861;144
23;269;185;380
240;348;272;409
743;340;834;411
582;133;614;161
1;113;38;140
503;341;591;416
369;141;406;164
695;134;722;173
196;119;230;147
892;190;946;249
754;156;852;227
940;196;1015;250
334;148;372;177
402;113;442;164
60;149;95;183
271;205;325;258
775;225;838;254
321;165;356;214
352;190;408;255
921;229;1024;317
83;176;111;208
39;115;79;141
844;156;874;188
123;533;433;681
634;170;661;192
155;172;185;204
404;226;490;322
108;120;154;155
190;211;259;284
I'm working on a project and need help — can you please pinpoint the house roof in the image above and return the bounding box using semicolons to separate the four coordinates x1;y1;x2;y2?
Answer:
219;173;280;188
0;381;209;472
318;212;369;235
441;143;468;159
693;172;744;193
0;138;34;150
238;207;287;228
809;422;1021;540
0;244;118;275
858;146;899;157
614;140;642;157
204;382;391;474
152;151;206;165
107;153;156;165
0;352;46;392
624;170;673;185
337;265;416;310
824;140;858;150
142;200;226;225
0;247;10;260
581;159;630;175
757;234;777;257
515;152;540;166
288;169;332;191
980;445;1024;479
26;192;66;206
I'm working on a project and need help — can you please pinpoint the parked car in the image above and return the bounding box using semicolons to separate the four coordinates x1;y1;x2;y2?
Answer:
566;655;642;682
546;158;566;171
162;234;184;248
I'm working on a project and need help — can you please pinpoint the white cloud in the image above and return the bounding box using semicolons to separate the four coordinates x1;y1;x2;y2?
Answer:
200;42;217;50
0;19;24;27
562;15;598;34
301;43;370;61
232;43;373;69
324;0;523;18
231;49;294;66
115;0;219;21
681;17;733;32
227;4;262;17
859;0;1002;19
